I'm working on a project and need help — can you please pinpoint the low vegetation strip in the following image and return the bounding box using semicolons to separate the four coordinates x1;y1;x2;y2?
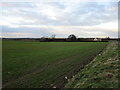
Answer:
65;41;119;88
3;40;107;88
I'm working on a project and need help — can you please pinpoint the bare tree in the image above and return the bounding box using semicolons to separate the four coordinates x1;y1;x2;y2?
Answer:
51;34;56;39
40;37;47;41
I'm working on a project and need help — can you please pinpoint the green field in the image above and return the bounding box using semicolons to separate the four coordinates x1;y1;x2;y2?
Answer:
65;41;119;88
2;40;107;88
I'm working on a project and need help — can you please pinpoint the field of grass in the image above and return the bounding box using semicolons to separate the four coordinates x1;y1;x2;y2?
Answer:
65;41;119;88
2;40;107;88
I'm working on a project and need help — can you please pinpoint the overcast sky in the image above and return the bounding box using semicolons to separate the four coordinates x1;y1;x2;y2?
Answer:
0;1;118;38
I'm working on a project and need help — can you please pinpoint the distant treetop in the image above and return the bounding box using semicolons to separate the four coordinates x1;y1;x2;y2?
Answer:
67;34;77;41
68;34;77;39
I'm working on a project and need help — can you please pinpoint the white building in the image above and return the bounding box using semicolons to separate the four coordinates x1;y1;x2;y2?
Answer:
94;38;102;41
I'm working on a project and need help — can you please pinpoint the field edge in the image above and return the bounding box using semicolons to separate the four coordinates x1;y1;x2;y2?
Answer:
64;41;119;88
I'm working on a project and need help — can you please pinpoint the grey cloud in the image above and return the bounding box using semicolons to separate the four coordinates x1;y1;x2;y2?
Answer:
1;2;117;26
1;2;118;38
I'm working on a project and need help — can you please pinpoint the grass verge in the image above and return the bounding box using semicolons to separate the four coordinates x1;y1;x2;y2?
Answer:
65;41;119;88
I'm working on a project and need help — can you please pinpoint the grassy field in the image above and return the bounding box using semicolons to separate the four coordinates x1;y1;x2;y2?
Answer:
2;40;107;88
65;41;119;88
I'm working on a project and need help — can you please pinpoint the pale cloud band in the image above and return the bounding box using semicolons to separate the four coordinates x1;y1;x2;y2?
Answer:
0;0;119;2
0;1;118;38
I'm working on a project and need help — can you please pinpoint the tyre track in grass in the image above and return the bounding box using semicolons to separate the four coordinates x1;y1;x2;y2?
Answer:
3;43;108;88
3;51;89;87
52;44;108;88
2;43;83;86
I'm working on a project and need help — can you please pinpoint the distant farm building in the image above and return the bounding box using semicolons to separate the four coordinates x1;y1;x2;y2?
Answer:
94;38;102;42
